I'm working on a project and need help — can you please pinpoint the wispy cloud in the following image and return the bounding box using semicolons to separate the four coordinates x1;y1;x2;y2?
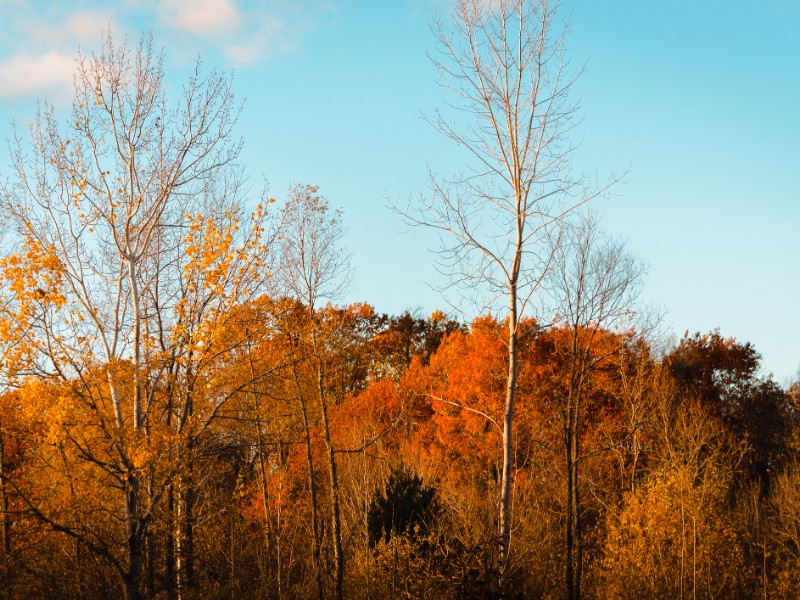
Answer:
158;0;241;39
0;51;74;100
0;5;122;101
222;5;314;66
0;0;333;101
154;0;336;66
18;10;120;48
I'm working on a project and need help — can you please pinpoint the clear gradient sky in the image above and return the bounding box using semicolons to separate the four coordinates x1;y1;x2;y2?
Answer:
1;0;798;382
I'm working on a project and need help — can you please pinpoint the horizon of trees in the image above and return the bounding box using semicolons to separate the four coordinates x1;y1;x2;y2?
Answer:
1;293;799;598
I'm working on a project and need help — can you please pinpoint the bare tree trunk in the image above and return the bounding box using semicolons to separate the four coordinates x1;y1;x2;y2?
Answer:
631;431;640;493
145;478;156;598
176;482;185;600
124;344;146;600
565;418;575;600
129;258;144;429
276;461;285;600
108;374;124;430
163;381;178;600
124;475;143;600
176;465;196;599
248;343;276;591
166;486;177;600
572;420;583;599
563;326;589;600
565;350;581;600
295;368;324;600
317;358;343;600
255;415;275;588
499;285;518;583
363;448;371;600
680;487;685;600
0;422;10;597
184;481;195;595
0;423;9;558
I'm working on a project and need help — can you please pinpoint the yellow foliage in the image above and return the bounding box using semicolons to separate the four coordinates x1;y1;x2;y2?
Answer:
599;467;752;599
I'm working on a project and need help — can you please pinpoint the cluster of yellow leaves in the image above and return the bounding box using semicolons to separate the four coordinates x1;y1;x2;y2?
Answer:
175;208;267;357
0;239;66;375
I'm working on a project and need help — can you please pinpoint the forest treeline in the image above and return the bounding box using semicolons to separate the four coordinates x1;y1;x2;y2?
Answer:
0;298;799;599
1;4;799;599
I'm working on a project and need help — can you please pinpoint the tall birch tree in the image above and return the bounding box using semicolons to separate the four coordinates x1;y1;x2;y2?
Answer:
405;0;613;584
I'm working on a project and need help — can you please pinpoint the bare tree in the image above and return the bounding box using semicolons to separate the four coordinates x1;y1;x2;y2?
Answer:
403;0;614;582
546;212;645;599
276;184;350;312
275;183;351;599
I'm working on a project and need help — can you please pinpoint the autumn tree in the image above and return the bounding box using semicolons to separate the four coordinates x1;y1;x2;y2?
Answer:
769;461;800;595
600;388;752;599
0;34;269;600
394;316;531;592
403;0;616;582
370;310;464;378
667;331;792;489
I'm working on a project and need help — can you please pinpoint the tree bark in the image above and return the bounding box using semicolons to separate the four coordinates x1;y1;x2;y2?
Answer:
499;283;518;583
565;420;575;600
123;474;143;600
166;486;177;600
176;465;196;599
0;422;11;597
318;358;343;600
128;258;144;430
255;415;276;589
565;343;584;600
295;368;324;600
0;423;10;558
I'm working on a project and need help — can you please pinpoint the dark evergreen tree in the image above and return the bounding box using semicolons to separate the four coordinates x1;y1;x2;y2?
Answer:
368;466;439;546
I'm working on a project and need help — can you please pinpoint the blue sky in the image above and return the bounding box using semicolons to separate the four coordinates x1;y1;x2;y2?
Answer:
0;0;798;382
